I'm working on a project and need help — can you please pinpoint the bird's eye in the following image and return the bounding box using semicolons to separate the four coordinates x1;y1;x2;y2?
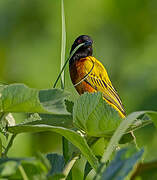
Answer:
77;39;82;44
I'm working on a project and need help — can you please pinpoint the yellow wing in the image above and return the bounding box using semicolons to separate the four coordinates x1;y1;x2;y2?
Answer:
83;56;126;118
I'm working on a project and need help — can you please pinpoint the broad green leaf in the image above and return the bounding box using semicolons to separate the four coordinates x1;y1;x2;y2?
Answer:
46;153;65;176
35;152;51;172
73;92;122;137
127;114;153;133
65;99;74;114
131;111;157;162
120;113;154;144
8;124;99;170
148;112;157;128
0;157;49;179
24;113;73;128
93;111;157;180
134;123;157;163
71;156;87;180
101;111;155;164
84;161;93;180
0;84;69;115
98;147;144;180
19;161;47;179
119;133;133;144
0;161;19;177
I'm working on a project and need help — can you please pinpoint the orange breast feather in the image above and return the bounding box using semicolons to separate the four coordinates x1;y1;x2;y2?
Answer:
69;57;95;94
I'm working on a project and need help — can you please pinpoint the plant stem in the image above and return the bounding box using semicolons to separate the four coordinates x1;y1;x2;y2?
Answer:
18;164;29;180
62;136;69;164
59;0;71;176
131;131;139;150
61;154;80;180
3;134;16;157
60;0;66;89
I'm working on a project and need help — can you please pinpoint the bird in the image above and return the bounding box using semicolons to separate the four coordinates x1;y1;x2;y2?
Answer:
69;35;126;118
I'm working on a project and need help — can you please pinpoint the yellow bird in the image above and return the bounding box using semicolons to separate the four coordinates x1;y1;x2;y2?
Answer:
69;35;126;118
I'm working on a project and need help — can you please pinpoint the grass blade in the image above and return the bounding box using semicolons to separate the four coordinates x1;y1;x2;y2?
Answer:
60;0;70;172
60;0;66;89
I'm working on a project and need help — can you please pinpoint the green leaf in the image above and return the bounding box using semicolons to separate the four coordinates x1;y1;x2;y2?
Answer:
100;111;152;164
50;173;65;180
0;83;69;115
25;113;73;128
148;111;157;128
84;161;92;180
65;99;74;114
39;88;69;114
0;160;19;177
93;111;157;180
73;92;122;137
119;112;154;144
19;161;46;179
35;152;51;172
130;111;157;162
99;147;144;180
8;124;99;170
134;124;157;162
0;157;48;179
46;153;65;176
127;115;153;133
119;133;133;144
0;81;8;85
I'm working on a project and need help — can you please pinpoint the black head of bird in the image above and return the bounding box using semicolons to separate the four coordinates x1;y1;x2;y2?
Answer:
69;35;93;65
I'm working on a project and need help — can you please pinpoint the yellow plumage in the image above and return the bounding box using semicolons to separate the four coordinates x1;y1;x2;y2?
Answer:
70;56;126;118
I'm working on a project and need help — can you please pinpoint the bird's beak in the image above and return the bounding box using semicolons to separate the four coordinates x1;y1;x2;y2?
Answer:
84;40;92;47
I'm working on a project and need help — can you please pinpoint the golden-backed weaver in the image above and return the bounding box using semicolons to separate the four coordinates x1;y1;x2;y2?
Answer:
69;35;126;118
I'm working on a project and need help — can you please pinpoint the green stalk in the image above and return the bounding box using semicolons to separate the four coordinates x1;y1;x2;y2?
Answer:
61;154;80;180
59;0;69;168
3;134;17;157
60;0;66;89
18;164;29;180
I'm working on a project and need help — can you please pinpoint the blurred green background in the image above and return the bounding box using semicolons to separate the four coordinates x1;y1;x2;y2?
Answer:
0;0;157;158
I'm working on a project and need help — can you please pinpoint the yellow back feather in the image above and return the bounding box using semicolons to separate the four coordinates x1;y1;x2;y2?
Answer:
82;56;126;118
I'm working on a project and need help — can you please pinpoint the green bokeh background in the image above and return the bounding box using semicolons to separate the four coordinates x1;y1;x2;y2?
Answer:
0;0;157;158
